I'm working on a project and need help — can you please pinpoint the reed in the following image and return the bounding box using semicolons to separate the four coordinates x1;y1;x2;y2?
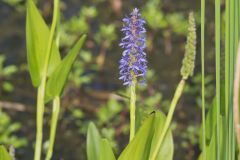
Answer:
199;0;240;159
200;0;206;158
215;0;221;159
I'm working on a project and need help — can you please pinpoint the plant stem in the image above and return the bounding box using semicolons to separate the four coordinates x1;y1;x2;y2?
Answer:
234;44;240;149
149;79;185;160
129;82;136;142
43;0;60;74
33;0;60;160
215;0;221;159
46;96;60;160
34;79;46;160
225;0;231;158
201;0;206;158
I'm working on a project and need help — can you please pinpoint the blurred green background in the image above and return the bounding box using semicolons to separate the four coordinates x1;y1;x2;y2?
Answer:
0;0;217;159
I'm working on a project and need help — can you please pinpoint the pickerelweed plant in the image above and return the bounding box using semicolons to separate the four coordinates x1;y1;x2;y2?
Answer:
86;9;197;160
26;0;86;159
119;8;147;141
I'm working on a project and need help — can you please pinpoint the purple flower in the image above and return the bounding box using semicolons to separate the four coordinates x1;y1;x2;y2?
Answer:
119;8;147;86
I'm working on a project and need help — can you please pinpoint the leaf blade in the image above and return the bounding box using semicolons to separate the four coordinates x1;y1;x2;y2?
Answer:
87;122;101;160
118;111;174;160
45;35;86;102
0;146;12;160
26;0;61;87
100;139;116;160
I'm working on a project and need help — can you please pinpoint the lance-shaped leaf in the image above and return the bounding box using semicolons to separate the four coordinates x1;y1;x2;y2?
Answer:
45;35;86;102
118;111;174;160
87;122;101;160
0;146;11;160
100;139;116;160
87;123;116;160
26;0;61;87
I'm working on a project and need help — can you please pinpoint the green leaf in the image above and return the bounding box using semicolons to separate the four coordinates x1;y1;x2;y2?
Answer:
149;113;174;160
118;111;174;160
0;146;11;160
198;131;216;160
26;0;61;87
99;139;116;160
199;99;216;147
47;41;62;77
45;35;86;102
198;114;227;159
87;122;101;160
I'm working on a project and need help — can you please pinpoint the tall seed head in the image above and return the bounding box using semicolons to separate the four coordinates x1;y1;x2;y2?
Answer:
180;12;196;79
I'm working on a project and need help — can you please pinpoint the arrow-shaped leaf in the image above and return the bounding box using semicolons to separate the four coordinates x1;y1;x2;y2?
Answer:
26;0;61;87
45;35;86;102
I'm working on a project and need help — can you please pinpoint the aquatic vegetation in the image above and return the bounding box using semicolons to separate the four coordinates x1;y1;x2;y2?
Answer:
198;0;240;159
0;109;27;148
2;0;25;11
0;55;17;93
1;0;240;159
85;9;196;160
26;0;85;159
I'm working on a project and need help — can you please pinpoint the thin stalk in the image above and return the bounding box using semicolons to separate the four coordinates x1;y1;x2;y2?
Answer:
201;0;206;158
129;82;136;141
233;44;240;149
43;0;60;74
34;0;60;160
225;0;231;158
215;0;221;159
239;0;240;38
229;0;236;159
34;79;46;160
235;1;239;48
231;0;239;157
149;79;185;160
225;0;230;118
46;96;60;160
45;5;61;160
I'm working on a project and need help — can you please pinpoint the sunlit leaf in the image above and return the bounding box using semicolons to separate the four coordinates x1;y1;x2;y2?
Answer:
0;146;11;160
87;122;101;160
198;126;217;160
45;35;86;102
26;0;61;87
99;139;116;160
118;111;174;160
199;99;216;147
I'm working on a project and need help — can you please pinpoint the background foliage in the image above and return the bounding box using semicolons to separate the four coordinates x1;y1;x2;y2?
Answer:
0;0;217;159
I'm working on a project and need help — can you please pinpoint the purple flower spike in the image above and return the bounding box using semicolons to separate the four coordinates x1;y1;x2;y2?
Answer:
119;8;147;86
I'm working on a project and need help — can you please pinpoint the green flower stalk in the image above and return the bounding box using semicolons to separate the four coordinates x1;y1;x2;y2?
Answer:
129;82;136;141
149;12;196;160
